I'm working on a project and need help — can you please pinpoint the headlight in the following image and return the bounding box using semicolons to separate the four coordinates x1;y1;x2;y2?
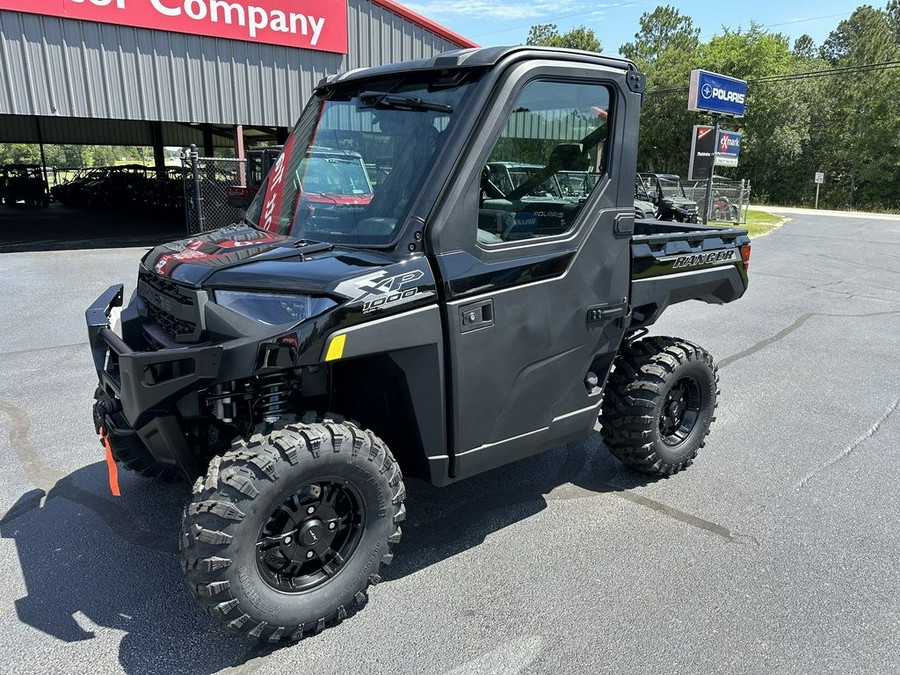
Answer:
214;290;336;325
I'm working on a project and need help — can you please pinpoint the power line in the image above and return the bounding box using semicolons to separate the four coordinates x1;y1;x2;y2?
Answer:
645;60;900;95
697;11;855;40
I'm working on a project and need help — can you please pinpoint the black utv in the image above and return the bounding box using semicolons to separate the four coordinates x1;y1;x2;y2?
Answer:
1;164;50;207
87;47;751;642
637;172;700;222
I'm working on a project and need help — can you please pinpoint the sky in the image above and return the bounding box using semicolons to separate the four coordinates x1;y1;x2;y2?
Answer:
404;0;876;55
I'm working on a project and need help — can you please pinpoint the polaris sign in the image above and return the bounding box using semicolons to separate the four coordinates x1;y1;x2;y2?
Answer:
688;70;748;117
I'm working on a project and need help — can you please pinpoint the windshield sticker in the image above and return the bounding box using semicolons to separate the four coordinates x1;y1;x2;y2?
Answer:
260;133;295;232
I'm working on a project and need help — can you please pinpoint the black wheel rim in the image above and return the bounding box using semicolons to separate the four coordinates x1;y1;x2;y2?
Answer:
659;376;703;447
256;480;364;593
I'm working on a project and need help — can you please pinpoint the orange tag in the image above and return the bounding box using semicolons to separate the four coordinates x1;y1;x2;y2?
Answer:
99;427;121;497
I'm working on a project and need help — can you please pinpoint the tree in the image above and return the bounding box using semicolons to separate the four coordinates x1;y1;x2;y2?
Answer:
887;0;900;42
816;6;900;207
792;34;816;60
619;6;702;173
526;24;602;52
620;5;700;63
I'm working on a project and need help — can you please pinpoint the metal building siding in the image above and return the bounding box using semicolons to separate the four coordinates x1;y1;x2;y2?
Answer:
0;3;463;129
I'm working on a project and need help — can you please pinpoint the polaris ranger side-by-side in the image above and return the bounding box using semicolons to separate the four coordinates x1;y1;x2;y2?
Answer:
87;47;750;642
637;172;701;222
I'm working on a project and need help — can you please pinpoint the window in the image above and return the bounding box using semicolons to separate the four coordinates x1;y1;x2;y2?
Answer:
477;80;611;245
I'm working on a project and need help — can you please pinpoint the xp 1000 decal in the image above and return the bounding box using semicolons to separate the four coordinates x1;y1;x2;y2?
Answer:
334;269;429;314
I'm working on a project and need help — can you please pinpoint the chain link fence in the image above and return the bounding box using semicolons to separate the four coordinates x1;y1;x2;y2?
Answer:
683;177;752;224
182;146;247;234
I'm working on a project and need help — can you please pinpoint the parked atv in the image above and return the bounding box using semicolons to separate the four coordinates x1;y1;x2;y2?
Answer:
634;174;657;219
228;146;373;210
86;47;750;643
1;164;50;207
712;191;740;222
637;173;699;222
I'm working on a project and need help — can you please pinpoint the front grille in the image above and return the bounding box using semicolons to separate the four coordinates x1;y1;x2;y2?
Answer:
148;303;197;337
138;271;204;342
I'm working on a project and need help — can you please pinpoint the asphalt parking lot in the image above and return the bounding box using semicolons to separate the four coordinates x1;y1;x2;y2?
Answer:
1;209;899;675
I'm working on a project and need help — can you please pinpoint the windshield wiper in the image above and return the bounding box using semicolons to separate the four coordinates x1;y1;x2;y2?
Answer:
357;91;453;114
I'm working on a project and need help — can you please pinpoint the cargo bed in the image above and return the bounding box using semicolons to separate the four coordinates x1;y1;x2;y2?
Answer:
629;219;751;328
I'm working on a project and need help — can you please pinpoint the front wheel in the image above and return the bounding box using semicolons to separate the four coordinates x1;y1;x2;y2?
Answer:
181;417;405;642
600;337;719;476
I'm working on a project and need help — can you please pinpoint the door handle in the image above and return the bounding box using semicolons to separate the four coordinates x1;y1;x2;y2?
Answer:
459;299;494;333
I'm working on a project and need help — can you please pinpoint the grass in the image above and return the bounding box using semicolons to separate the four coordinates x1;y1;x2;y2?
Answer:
742;208;787;238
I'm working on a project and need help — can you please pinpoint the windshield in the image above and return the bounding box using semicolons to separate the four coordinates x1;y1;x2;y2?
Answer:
488;164;562;199
657;176;686;198
300;155;372;197
245;75;475;245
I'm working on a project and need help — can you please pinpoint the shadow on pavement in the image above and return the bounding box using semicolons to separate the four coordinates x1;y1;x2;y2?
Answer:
0;436;650;673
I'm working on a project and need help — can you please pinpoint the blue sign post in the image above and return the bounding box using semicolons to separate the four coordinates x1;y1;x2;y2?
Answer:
688;69;748;223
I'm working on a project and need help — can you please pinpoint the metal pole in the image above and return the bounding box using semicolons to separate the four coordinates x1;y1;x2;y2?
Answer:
35;117;49;196
815;183;820;210
190;144;205;233
235;124;246;186
703;113;720;225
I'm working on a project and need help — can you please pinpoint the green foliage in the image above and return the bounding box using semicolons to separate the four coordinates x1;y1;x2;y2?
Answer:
526;24;602;52
0;143;153;169
814;5;900;208
792;35;817;60
620;5;700;63
619;6;702;173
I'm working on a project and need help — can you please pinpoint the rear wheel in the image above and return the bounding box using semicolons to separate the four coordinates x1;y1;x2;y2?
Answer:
181;416;405;642
600;336;718;476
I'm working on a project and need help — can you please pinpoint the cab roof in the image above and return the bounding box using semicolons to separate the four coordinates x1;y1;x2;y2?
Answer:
318;46;639;91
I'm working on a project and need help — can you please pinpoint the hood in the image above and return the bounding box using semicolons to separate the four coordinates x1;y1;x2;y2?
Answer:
141;223;432;307
663;196;698;210
143;224;298;284
140;223;387;288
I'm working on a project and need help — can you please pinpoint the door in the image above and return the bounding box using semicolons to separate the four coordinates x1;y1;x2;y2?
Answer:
430;67;637;481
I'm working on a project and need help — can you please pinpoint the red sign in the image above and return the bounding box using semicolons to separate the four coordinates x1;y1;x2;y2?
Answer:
0;0;348;53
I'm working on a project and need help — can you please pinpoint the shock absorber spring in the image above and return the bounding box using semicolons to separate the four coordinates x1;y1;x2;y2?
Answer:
256;373;290;422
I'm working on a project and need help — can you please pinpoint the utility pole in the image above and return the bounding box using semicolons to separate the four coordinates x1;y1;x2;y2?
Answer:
703;113;720;225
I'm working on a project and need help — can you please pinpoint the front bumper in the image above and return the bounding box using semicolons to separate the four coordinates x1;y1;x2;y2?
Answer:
86;284;223;429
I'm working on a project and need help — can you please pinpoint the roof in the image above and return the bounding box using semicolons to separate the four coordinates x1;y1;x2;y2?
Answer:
488;162;543;169
640;173;683;180
321;46;637;89
369;0;478;49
